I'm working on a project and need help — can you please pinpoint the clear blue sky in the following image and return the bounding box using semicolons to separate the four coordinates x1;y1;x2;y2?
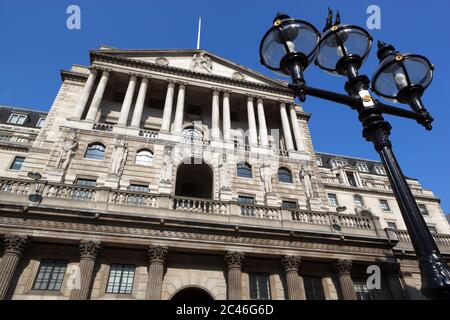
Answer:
0;1;449;213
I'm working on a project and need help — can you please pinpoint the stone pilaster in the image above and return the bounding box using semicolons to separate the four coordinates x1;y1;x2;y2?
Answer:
69;240;101;300
173;83;186;134
73;68;98;120
382;262;405;300
289;105;306;152
85;70;110;122
280;102;294;151
0;235;28;300
225;252;245;300
211;88;221;141
146;246;168;300
160;80;175;132
257;98;269;147
335;259;357;300
282;256;305;300
246;97;258;146
131;77;149;128
117;75;138;126
222;91;231;142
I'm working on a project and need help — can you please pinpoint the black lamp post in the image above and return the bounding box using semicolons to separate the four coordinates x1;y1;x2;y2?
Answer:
260;11;450;299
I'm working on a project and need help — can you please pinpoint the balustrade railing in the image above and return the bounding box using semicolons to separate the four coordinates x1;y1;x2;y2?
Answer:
173;197;229;215
44;184;96;201
239;204;280;220
93;123;113;132
291;211;329;224
139;130;159;139
110;190;159;208
291;210;374;230
395;230;450;246
0;134;35;145
0;179;32;195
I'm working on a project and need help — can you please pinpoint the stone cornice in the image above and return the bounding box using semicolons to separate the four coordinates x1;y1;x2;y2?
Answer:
60;70;88;83
89;51;294;96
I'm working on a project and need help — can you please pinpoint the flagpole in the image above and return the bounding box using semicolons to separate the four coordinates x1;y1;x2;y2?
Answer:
197;17;202;50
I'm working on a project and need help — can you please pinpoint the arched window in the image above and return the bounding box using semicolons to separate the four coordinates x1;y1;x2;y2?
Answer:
85;143;105;160
135;149;154;166
182;128;203;143
237;162;252;179
278;167;293;183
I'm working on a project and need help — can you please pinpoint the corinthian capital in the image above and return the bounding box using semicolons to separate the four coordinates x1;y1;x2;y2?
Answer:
281;256;301;273
148;246;169;264
3;235;28;256
79;240;102;260
335;259;353;276
225;252;245;270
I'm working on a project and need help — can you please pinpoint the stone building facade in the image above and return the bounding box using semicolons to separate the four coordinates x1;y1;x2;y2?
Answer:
0;47;449;300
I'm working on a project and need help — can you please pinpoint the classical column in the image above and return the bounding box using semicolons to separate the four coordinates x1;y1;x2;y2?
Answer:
211;89;221;141
0;235;28;300
146;246;168;300
117;75;137;126
282;256;305;300
256;98;269;147
130;77;149;128
246;97;258;146
73;68;98;120
224;252;245;300
335;260;357;300
289;105;306;152
85;70;110;122
222;91;231;142
172;83;186;134
69;240;101;300
280;102;295;151
382;262;405;300
160;81;176;132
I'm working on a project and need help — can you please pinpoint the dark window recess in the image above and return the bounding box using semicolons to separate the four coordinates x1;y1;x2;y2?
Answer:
237;163;252;178
112;92;126;103
249;273;271;300
303;276;326;300
230;111;239;122
282;201;298;210
238;196;255;205
33;260;67;291
346;171;358;187
149;98;164;109
181;183;198;198
186;104;203;116
9;156;25;171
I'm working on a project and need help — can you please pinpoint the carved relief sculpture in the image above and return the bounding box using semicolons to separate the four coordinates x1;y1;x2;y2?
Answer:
300;165;314;199
191;52;213;74
160;147;173;183
109;140;128;176
219;163;231;191
260;163;274;194
56;132;79;172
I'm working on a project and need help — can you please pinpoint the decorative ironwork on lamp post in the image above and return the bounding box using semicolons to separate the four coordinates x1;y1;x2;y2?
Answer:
259;10;450;299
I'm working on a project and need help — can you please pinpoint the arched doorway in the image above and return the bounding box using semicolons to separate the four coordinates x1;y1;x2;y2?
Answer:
171;287;215;301
175;159;213;199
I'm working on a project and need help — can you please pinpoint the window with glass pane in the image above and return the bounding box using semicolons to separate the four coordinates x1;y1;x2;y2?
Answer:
36;118;46;128
249;273;271;300
387;222;397;230
328;194;338;207
9;156;25;171
33;260;67;291
316;157;323;167
354;195;364;208
278;167;293;183
237;163;252;178
418;204;429;215
85;143;105;160
346;171;358;187
352;279;376;300
73;179;96;201
282;201;298;210
330;159;347;169
106;264;135;294
8;113;27;125
428;226;438;235
356;163;369;173
127;184;149;206
135;150;154;166
374;166;386;175
238;196;255;205
303;276;326;300
379;199;390;211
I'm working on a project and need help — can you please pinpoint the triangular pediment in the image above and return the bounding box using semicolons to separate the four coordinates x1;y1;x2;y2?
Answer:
93;47;288;88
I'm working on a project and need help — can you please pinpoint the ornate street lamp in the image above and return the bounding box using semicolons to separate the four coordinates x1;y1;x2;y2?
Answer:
260;10;450;299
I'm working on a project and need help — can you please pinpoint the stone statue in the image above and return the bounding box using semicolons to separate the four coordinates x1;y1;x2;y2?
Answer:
219;163;230;191
160;147;173;183
300;165;314;199
109;140;128;176
191;52;213;74
260;163;274;194
56;132;78;172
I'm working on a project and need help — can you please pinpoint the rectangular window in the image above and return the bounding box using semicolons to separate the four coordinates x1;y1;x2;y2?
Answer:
33;260;67;291
387;222;398;230
354;195;365;208
127;184;149;206
36;118;46;128
327;194;338;207
346;171;358;187
8;113;27;125
316;157;323;167
73;179;97;201
303;276;326;300
353;279;376;300
106;264;135;294
282;201;298;210
418;204;429;216
249;273;271;300
330;159;347;169
428;226;438;235
357;163;369;173
9;156;25;171
238;196;255;205
374;166;386;175
379;199;391;211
